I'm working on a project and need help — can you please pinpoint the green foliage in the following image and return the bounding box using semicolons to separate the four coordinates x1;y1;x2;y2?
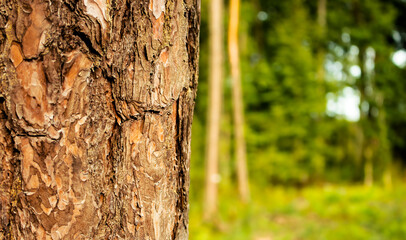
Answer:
190;0;406;236
193;0;405;185
241;0;330;185
190;184;406;239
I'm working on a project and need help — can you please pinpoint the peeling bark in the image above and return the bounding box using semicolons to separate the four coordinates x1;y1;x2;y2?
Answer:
0;0;200;239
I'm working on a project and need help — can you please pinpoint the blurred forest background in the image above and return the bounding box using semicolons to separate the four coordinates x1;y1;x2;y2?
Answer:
189;0;406;239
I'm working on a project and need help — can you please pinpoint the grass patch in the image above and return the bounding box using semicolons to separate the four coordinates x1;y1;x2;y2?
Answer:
190;184;406;239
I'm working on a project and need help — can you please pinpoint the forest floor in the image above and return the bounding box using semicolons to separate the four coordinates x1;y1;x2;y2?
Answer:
189;183;406;240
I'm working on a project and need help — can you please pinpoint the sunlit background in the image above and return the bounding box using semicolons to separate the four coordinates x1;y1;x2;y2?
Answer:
189;0;406;239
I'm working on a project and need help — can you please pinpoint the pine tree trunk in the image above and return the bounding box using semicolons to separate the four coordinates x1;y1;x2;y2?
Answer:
204;0;223;220
0;0;200;239
228;0;249;203
316;0;326;85
317;0;326;28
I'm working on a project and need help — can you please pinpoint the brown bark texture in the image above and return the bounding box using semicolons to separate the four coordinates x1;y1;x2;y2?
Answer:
0;0;200;239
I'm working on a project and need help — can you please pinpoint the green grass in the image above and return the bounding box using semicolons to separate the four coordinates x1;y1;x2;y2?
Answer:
189;184;406;240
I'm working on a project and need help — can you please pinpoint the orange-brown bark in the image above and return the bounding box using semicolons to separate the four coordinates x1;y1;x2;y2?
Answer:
0;0;200;239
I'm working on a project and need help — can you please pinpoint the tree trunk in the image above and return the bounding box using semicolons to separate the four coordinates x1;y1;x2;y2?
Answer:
359;46;374;188
316;0;326;85
204;0;223;220
0;0;200;239
228;0;249;203
317;0;326;28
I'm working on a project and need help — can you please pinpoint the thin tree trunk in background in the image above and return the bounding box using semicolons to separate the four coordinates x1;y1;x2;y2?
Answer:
316;0;327;84
352;0;374;187
358;46;374;188
358;45;377;188
383;164;392;189
228;0;249;202
380;103;392;189
364;156;374;187
0;0;200;239
204;0;223;219
317;0;327;27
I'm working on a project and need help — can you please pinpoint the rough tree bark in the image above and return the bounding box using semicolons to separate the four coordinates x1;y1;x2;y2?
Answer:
0;0;200;239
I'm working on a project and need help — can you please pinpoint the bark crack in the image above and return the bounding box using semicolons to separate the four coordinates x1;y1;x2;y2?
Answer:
73;30;102;57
